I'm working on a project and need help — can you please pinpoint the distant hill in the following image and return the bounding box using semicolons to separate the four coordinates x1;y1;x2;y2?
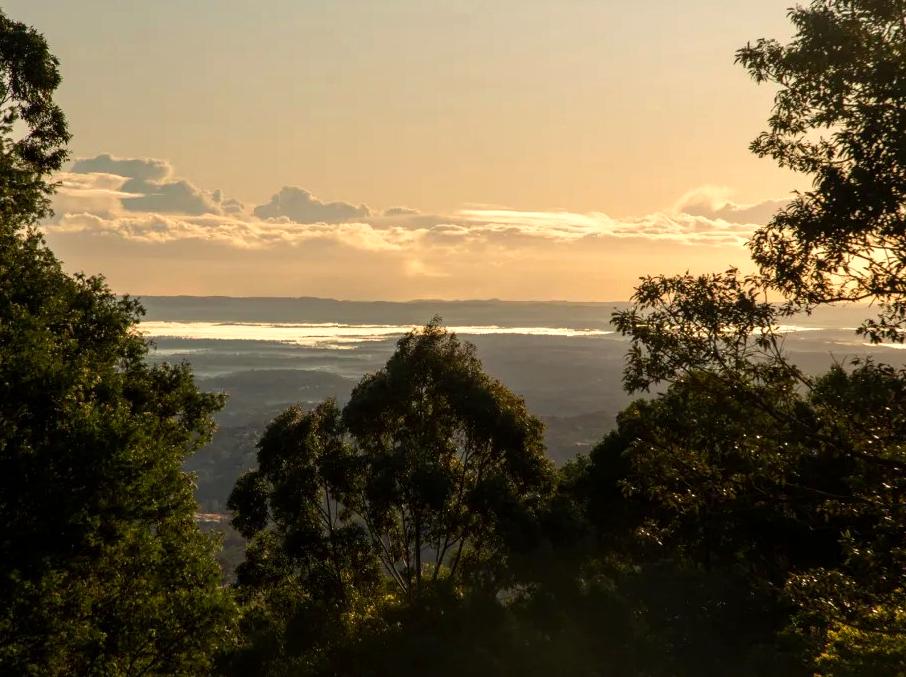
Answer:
139;295;626;330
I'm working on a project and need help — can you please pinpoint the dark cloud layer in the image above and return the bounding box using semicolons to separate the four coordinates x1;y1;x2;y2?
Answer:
253;186;371;224
119;177;220;215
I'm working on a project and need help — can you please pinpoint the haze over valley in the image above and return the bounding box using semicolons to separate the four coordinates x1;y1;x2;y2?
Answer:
138;296;906;512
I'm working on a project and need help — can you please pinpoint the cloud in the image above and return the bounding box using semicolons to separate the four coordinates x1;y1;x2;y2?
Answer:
457;208;753;246
45;154;777;298
69;154;225;216
51;212;422;252
71;154;171;182
53;171;135;218
48;203;755;252
253;186;371;223
56;157;773;251
120;178;221;215
674;186;789;225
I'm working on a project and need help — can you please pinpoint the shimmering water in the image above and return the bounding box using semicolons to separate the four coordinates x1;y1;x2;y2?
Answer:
140;320;614;350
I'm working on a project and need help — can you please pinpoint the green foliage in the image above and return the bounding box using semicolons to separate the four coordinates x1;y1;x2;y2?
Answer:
315;580;659;677
608;299;906;671
0;10;236;674
811;608;906;677
0;231;237;675
226;321;556;673
566;363;906;674
342;318;554;594
224;402;381;675
613;269;791;392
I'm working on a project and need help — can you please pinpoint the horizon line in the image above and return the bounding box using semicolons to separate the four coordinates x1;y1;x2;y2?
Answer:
128;294;632;305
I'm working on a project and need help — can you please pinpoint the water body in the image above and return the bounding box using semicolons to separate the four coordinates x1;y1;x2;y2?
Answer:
141;320;615;349
139;297;903;391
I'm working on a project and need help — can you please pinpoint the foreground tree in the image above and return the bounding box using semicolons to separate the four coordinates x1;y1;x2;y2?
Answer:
0;10;69;231
611;276;906;674
226;320;555;673
0;11;235;674
739;0;906;341
607;1;906;671
574;359;906;675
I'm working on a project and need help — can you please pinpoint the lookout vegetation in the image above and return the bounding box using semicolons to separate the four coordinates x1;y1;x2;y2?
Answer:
1;1;906;675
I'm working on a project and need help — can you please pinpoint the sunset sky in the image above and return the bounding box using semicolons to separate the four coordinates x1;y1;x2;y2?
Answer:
11;1;803;300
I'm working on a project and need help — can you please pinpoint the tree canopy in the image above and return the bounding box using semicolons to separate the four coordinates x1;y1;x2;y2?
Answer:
0;9;69;230
0;11;235;675
739;0;906;341
607;1;906;672
225;321;555;673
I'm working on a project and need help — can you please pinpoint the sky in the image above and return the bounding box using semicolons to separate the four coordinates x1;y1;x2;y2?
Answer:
10;1;805;300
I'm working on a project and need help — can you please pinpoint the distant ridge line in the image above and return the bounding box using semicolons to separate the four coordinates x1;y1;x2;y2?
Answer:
133;295;629;305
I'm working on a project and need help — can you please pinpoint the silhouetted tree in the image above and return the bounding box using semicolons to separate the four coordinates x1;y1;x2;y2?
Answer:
739;0;906;342
605;2;906;671
0;10;69;231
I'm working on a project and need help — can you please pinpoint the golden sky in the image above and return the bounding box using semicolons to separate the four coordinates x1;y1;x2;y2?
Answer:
11;1;806;300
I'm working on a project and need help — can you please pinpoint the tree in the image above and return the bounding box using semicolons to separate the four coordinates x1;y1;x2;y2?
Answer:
602;2;906;671
565;358;906;675
738;0;906;341
0;11;235;674
224;401;381;676
610;273;906;673
0;10;69;231
341;319;554;595
226;320;555;673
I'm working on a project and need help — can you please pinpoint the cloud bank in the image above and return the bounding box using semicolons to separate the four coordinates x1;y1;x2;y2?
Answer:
44;154;787;299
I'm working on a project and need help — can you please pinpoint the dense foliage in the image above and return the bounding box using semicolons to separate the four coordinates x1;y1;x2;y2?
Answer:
579;363;906;674
608;1;906;672
0;231;237;675
0;10;235;675
224;322;556;674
